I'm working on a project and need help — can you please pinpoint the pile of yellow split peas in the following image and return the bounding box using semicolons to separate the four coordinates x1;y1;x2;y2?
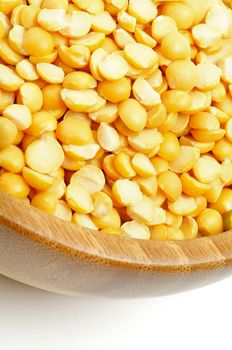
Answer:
1;0;232;240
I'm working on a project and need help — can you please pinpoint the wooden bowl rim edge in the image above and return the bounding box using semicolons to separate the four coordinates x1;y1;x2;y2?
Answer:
0;189;232;272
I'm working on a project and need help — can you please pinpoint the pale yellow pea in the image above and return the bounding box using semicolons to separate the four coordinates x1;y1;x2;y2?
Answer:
63;71;97;90
25;111;57;136
205;178;224;204
127;195;166;225
16;59;39;81
180;172;210;197
101;37;119;53
169;146;200;173
209;106;229;124
19;82;43;113
220;159;232;186
0;90;15;113
90;47;108;81
158;112;178;133
168;195;197;216
54;200;72;222
151;15;177;42
134;27;157;48
0;145;25;173
206;5;231;37
158;171;182;202
170;113;189;137
219;56;232;84
192;23;222;49
166;226;185;240
189;112;220;131
91;11;117;35
113;27;136;49
121;220;150;239
60;11;92;38
193;155;222;184
183;90;212;114
63;143;100;161
166;59;197;91
97;122;120;152
72;213;98;230
114;152;136;178
0;118;18;149
214;94;232;118
211;83;226;103
118;98;147;132
89;102;118;124
20;5;40;29
133;175;157;197
112;178;142;206
197;208;223;236
3;104;32;130
132;78;161;107
150;224;167;240
128;0;157;24
110;0;128;11
58;44;90;69
61;89;100;112
23;166;54;191
0;39;24;65
62;156;86;171
162;90;191;113
128;129;163;154
165;211;183;228
92;208;121;230
38;8;66;32
25;136;64;174
146;103;167;129
160;2;194;30
180;217;198;239
210;188;232;215
0;63;24;91
92;191;113;218
36;63;64;84
71;165;105;194
8;25;27;55
65;182;93;214
132;153;156;177
150;156;169;175
10;4;26;26
212;138;232;162
117;10;137;33
196;63;221;90
98;53;129;81
102;154;121;180
0;12;10;38
73;0;104;15
56;116;93;145
160;32;191;61
124;43;158;69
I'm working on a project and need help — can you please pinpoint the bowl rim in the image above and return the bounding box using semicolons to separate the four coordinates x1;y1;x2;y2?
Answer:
0;189;231;272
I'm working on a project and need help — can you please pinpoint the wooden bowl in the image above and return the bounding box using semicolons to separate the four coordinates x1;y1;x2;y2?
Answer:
1;188;232;297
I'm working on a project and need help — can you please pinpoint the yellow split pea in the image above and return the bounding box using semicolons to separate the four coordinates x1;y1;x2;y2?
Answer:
0;0;232;241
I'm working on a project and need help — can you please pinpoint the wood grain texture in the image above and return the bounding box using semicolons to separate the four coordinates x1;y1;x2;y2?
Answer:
0;189;232;272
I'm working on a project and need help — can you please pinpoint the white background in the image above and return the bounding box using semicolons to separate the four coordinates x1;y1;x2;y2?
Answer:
0;274;231;350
